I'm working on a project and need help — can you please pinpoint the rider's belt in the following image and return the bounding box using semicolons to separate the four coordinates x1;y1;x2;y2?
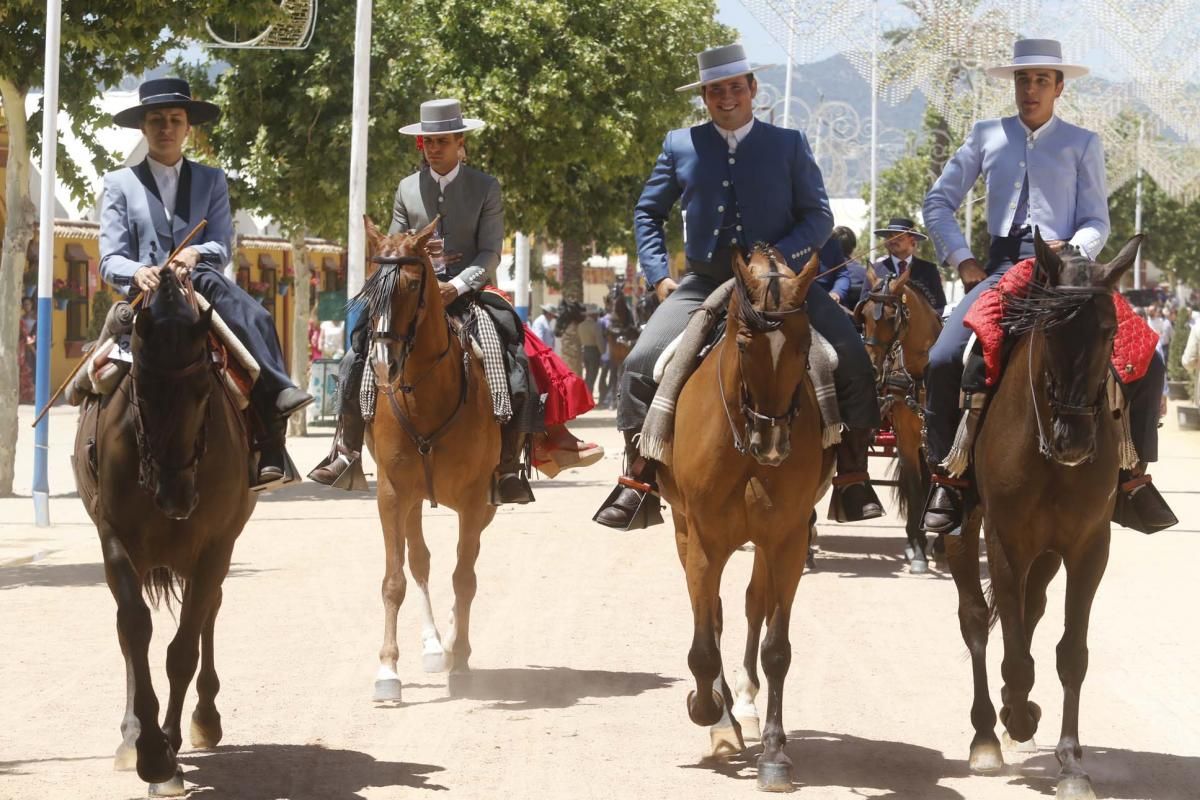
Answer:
686;248;735;281
985;228;1036;276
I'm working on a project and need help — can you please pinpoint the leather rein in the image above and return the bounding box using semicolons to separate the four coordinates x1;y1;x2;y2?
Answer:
368;254;470;508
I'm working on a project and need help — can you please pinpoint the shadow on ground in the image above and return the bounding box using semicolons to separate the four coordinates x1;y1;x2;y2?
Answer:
257;481;378;502
808;534;954;580
179;743;446;798
409;665;677;711
683;729;968;798
1008;744;1200;800
0;562;265;590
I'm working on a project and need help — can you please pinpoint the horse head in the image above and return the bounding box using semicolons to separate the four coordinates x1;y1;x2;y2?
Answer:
727;244;819;467
131;268;214;520
554;300;586;337
856;265;913;378
635;291;659;328
1008;228;1140;466
359;215;440;331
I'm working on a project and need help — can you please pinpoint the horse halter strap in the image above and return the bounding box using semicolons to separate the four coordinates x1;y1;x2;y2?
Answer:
369;253;469;508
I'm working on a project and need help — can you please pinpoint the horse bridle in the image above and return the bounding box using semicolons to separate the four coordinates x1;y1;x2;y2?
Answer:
862;277;924;416
129;336;213;493
718;270;808;455
368;253;470;508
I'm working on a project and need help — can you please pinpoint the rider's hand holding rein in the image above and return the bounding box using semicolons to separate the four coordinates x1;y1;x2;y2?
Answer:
167;247;201;281
132;265;161;293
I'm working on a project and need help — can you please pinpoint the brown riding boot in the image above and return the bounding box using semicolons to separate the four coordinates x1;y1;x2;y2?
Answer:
1113;463;1178;534
921;470;970;534
491;424;535;505
593;430;664;531
308;412;369;491
827;427;885;522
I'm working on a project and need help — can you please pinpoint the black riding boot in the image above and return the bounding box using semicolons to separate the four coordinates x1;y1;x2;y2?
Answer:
491;424;535;505
827;427;885;522
308;410;369;491
1113;463;1178;534
921;469;970;534
254;416;299;493
593;430;664;530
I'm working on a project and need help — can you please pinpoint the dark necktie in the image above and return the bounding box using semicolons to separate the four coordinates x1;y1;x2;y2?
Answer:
896;259;907;274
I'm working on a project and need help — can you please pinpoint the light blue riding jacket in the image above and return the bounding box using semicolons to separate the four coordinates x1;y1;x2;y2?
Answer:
924;115;1110;267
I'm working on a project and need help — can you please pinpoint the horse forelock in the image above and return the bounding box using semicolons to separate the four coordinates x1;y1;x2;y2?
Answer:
349;232;428;320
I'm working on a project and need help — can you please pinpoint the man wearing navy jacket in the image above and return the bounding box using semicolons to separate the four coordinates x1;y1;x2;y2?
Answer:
594;44;882;530
861;218;947;316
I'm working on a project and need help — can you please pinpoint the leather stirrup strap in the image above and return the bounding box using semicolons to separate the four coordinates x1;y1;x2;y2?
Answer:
930;473;970;489
832;471;871;487
1120;473;1152;493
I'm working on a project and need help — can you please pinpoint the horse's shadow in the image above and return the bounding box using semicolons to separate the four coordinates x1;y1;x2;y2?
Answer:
179;743;447;798
1008;745;1200;800
684;728;968;798
0;561;264;590
809;534;954;580
409;665;677;711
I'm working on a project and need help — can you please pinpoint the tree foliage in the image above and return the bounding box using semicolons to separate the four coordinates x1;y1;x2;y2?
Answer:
1103;176;1200;291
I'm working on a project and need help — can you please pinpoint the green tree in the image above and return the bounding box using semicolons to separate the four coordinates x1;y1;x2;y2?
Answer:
1103;176;1200;291
0;1;272;494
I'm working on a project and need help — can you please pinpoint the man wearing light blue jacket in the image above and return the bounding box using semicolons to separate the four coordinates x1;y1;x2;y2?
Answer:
594;44;882;530
920;40;1173;533
100;78;311;489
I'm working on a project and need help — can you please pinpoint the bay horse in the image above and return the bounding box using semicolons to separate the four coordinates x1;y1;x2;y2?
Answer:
72;268;255;795
657;245;834;792
604;278;640;382
856;267;943;572
946;232;1141;800
358;216;500;700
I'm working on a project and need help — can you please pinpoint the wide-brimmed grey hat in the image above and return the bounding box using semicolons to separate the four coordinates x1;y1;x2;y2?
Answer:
986;39;1088;80
113;78;220;129
676;43;775;93
874;217;928;241
400;98;485;136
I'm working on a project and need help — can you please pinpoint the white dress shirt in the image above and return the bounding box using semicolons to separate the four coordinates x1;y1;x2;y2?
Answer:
146;156;182;222
715;118;755;153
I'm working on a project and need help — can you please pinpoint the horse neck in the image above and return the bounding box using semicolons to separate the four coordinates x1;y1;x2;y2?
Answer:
898;287;941;377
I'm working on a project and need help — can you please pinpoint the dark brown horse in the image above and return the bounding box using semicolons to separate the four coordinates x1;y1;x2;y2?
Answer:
72;269;255;795
856;267;943;572
358;217;500;700
946;232;1141;800
658;246;834;791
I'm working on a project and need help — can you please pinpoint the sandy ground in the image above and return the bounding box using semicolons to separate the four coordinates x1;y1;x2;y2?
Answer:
1;403;1198;800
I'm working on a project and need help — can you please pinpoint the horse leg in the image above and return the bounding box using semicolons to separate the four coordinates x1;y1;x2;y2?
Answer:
756;530;808;793
100;533;176;785
945;508;1002;771
682;523;732;732
405;505;447;672
896;407;929;573
445;502;494;696
1053;534;1109;800
374;485;409;702
988;528;1040;745
707;595;747;758
190;586;224;749
734;546;767;742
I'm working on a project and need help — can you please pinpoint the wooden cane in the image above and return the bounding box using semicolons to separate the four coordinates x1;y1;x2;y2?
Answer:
30;219;209;428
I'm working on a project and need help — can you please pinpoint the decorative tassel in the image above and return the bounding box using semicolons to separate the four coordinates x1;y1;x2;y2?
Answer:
639;433;672;466
941;407;980;478
822;422;844;449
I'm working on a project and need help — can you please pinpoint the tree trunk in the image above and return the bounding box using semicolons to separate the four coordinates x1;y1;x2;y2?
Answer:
288;231;311;437
558;238;584;374
0;79;35;497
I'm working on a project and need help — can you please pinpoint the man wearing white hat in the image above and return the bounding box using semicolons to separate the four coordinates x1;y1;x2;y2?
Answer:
921;39;1175;533
594;43;884;530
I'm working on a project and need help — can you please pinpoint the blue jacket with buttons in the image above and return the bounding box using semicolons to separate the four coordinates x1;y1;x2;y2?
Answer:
633;120;834;288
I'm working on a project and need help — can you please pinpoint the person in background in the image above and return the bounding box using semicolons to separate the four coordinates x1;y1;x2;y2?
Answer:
578;306;603;400
531;304;557;348
816;226;865;312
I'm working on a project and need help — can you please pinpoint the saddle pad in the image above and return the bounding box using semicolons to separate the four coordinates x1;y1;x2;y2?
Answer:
962;258;1157;387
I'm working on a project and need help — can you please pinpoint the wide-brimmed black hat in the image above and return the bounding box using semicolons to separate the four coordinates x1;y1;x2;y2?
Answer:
873;217;927;241
113;78;221;129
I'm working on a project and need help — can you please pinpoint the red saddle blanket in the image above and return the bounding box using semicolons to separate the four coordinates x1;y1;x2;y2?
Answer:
962;258;1158;387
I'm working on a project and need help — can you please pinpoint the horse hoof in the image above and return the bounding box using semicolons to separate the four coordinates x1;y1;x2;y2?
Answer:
373;678;403;702
148;768;186;797
686;689;724;727
969;739;1004;773
1002;731;1038;753
422;649;448;673
756;758;794;792
1056;776;1097;800
114;743;138;772
709;723;745;758
909;558;929;575
188;714;222;753
448;669;473;698
733;702;761;741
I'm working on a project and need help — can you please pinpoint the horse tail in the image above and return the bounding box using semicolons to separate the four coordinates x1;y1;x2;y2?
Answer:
144;566;184;611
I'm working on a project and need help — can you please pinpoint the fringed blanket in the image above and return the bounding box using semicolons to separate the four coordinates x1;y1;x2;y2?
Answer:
963;257;1158;387
640;279;842;466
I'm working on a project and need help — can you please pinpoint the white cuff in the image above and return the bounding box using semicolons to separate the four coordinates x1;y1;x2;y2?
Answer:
947;247;975;269
448;276;469;297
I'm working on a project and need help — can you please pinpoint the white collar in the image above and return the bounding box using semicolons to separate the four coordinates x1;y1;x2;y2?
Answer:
147;155;182;179
715;118;755;148
432;161;461;187
1018;114;1057;141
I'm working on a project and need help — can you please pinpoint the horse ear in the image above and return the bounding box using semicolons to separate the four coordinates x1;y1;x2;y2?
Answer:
1033;226;1062;286
415;216;440;249
853;300;867;326
1098;234;1143;290
363;215;384;252
792;251;820;296
892;268;911;292
134;309;153;340
866;264;878;287
732;248;752;287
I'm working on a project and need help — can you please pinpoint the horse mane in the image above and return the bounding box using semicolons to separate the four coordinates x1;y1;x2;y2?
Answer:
348;262;404;321
1000;258;1101;337
736;243;795;332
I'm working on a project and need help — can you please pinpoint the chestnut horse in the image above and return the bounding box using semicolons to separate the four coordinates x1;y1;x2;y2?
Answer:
72;269;255;796
856;267;943;572
357;217;500;701
658;245;834;792
946;233;1141;800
